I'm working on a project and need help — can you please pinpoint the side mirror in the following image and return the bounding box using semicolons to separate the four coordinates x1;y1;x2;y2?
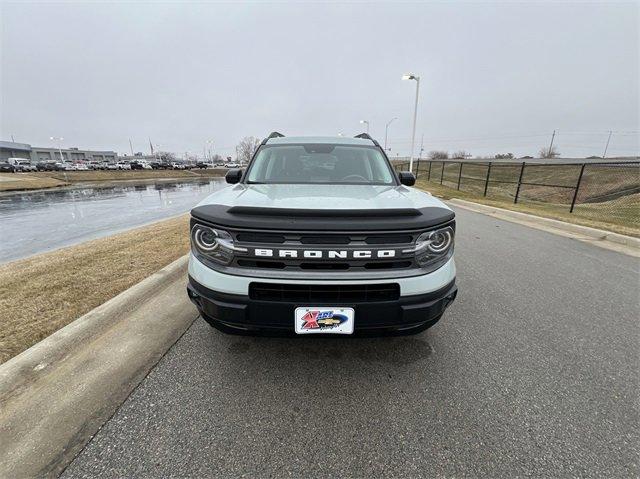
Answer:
398;171;416;186
225;168;243;184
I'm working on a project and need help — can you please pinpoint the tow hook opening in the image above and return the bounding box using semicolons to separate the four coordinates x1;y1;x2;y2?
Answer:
443;290;458;309
187;287;202;308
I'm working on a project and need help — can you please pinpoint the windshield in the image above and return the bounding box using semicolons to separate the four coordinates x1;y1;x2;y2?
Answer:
245;144;397;185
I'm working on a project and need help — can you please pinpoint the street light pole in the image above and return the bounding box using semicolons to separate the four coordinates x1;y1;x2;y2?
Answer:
50;136;65;162
402;73;421;172
384;117;398;151
360;120;370;134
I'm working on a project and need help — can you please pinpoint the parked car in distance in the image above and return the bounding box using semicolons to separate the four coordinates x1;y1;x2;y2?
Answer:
115;161;132;170
75;163;89;171
0;162;16;173
225;162;241;168
87;161;103;170
36;161;60;171
7;158;37;172
131;160;153;170
195;162;211;169
62;162;77;171
171;162;186;170
105;163;118;170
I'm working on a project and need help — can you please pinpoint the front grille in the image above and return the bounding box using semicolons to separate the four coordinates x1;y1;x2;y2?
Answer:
233;232;414;246
231;227;422;272
249;282;400;302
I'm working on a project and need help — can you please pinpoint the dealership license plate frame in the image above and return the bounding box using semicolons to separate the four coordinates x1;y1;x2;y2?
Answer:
294;307;355;335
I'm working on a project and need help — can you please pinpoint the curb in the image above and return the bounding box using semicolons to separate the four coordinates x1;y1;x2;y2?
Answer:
0;254;197;478
447;198;640;255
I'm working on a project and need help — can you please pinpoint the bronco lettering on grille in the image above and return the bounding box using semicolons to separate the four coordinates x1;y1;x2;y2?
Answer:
251;248;398;259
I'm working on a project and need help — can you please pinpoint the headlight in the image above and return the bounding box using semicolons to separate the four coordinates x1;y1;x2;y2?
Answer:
191;224;245;265
404;225;454;270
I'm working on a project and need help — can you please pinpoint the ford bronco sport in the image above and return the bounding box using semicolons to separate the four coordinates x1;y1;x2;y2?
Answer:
187;133;457;335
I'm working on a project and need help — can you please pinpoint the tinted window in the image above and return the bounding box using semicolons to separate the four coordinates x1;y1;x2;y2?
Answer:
246;144;396;185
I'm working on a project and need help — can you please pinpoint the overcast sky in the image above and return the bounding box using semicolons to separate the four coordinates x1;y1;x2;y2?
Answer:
1;1;638;158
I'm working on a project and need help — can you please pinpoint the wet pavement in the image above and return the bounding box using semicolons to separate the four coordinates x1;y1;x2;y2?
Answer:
0;179;226;264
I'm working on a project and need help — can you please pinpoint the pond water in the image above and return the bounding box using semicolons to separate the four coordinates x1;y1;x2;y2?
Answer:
0;179;226;264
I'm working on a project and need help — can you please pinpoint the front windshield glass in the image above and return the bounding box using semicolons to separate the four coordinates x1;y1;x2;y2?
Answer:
245;144;396;185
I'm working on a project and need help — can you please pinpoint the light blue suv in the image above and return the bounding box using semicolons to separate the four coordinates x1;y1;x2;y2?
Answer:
187;133;457;336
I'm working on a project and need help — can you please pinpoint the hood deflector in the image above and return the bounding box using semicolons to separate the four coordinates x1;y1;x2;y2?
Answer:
191;204;454;231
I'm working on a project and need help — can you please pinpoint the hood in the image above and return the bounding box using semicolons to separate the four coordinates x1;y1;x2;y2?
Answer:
196;184;450;211
191;184;454;232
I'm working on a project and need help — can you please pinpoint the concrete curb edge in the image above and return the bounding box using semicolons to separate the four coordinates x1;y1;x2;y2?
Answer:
0;254;197;478
0;254;189;394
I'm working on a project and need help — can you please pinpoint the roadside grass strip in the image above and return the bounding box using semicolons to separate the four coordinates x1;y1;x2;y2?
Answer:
417;180;639;237
0;215;191;363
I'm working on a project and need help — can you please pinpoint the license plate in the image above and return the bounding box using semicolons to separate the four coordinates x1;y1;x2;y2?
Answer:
294;307;354;334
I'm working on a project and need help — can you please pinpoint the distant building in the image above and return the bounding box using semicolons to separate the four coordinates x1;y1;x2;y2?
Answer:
0;140;117;163
0;141;31;160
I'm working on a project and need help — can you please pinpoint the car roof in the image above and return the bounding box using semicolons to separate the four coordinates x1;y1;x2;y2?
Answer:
265;136;376;146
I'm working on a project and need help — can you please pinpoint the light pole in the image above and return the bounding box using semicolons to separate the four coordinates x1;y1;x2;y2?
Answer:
384;117;397;152
360;120;370;134
205;140;214;161
402;73;420;172
50;136;65;162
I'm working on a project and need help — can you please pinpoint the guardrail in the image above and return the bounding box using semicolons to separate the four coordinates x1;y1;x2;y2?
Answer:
393;160;640;224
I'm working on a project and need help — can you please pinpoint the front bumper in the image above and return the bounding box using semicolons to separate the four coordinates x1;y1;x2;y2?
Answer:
187;275;457;335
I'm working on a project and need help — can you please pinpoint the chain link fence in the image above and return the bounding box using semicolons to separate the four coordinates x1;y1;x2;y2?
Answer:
393;160;640;231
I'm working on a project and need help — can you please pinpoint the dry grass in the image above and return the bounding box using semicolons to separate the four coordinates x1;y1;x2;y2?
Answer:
417;180;640;237
0;169;225;192
0;215;190;364
0;173;68;191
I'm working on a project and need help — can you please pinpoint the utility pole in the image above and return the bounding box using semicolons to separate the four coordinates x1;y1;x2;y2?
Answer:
129;139;134;156
602;130;612;159
419;133;424;159
548;130;556;157
11;135;15;142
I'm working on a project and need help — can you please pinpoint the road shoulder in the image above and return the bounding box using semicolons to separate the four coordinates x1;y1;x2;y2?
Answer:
0;255;197;478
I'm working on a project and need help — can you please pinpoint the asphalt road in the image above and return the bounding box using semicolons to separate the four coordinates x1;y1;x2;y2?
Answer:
62;207;639;478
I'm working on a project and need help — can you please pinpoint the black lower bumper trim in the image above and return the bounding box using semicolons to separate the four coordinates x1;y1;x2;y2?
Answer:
187;276;457;334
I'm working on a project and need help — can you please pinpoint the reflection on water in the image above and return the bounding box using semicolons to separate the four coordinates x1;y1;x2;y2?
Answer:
0;179;226;263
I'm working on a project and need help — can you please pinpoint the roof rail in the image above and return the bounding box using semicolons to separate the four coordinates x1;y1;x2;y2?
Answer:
354;132;380;147
261;131;285;144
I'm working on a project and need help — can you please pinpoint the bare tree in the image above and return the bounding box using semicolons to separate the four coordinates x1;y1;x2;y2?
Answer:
236;136;261;163
428;150;449;160
451;150;471;159
538;146;560;159
156;151;176;161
